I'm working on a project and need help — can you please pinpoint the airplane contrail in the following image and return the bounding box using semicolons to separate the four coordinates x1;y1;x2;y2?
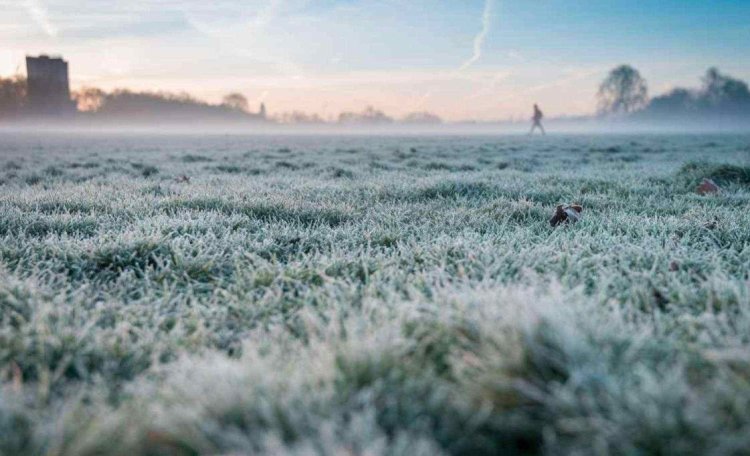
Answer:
459;0;495;71
24;0;58;37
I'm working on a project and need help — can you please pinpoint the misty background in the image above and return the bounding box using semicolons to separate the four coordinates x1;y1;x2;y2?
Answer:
3;61;750;132
1;0;749;131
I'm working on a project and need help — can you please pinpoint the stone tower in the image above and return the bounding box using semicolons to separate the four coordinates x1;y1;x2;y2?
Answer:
25;55;75;117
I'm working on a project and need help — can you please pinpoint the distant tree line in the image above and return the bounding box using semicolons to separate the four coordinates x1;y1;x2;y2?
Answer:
273;108;439;125
4;65;750;125
598;65;750;122
73;88;266;122
0;77;443;125
0;79;267;122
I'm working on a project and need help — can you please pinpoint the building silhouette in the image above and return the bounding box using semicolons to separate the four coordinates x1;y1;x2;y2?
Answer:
25;55;75;117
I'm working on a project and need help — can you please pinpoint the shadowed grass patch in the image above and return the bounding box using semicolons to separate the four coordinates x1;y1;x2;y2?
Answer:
181;154;213;163
160;199;350;227
68;161;100;169
77;240;174;281
327;167;355;179
131;163;160;178
423;162;477;172
0;215;98;238
214;165;244;174
484;199;547;224
9;200;110;215
676;162;750;190
414;181;498;201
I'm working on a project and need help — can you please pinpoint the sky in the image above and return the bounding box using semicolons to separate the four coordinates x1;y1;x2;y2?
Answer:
1;0;749;121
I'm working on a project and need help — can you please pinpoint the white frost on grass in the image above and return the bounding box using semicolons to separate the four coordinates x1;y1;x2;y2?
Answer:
0;134;749;455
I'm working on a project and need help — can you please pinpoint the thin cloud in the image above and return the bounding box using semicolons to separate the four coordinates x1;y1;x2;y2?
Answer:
183;0;305;78
521;68;604;95
459;0;495;71
468;70;513;99
24;0;58;37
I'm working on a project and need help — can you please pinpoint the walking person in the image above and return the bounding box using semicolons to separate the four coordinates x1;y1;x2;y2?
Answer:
529;103;545;135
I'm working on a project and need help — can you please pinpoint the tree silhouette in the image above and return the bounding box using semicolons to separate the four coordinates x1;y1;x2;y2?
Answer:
0;75;27;119
597;65;648;116
338;106;393;124
221;93;249;112
701;67;750;108
640;67;750;119
402;111;443;124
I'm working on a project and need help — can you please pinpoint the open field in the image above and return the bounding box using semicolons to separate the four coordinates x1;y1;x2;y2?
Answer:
1;133;750;455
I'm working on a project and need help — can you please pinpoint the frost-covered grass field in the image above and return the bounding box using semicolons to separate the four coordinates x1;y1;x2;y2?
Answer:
1;133;750;455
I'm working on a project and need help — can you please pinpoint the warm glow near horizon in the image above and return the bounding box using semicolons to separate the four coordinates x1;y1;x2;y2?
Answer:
2;0;749;121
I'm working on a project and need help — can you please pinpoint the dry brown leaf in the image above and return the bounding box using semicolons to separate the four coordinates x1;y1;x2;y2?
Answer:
696;178;720;195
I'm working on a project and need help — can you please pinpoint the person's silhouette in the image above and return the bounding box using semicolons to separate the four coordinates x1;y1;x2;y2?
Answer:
529;103;545;135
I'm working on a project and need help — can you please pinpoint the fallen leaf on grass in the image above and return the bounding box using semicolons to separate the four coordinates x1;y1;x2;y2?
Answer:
550;204;583;227
696;178;720;195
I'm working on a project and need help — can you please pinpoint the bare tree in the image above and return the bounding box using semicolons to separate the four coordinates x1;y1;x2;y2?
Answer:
597;65;648;116
221;93;249;112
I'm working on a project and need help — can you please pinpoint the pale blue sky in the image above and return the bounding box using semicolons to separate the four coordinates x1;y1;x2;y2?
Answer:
2;0;748;120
